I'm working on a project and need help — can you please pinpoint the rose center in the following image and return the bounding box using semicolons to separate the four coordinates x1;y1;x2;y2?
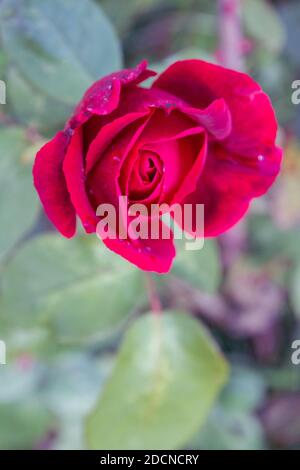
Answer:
139;151;158;183
128;149;163;203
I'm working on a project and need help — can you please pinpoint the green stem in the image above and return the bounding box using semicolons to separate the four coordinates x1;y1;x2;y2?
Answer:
145;272;162;315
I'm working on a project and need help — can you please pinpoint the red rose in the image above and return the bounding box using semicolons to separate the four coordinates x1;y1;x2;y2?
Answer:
33;60;282;273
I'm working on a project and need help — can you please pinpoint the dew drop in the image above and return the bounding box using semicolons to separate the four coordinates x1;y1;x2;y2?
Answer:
257;154;265;162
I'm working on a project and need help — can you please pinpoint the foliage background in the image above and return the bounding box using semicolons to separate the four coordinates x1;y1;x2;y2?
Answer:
0;0;300;450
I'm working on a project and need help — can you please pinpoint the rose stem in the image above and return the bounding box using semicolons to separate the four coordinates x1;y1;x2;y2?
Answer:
145;272;162;315
218;0;245;71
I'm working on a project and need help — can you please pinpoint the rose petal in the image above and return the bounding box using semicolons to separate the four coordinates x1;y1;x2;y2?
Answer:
87;114;153;213
63;127;98;233
152;59;278;154
142;126;207;204
181;98;232;140
109;86;185;117
67;61;156;130
102;219;176;273
110;85;231;140
119;110;194;200
85;111;150;174
127;149;164;204
33;131;76;238
177;143;283;237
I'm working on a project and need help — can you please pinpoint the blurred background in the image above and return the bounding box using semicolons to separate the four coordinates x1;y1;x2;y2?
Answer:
0;0;300;450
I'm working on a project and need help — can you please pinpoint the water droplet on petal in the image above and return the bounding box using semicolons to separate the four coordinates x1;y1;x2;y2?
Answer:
257;154;265;162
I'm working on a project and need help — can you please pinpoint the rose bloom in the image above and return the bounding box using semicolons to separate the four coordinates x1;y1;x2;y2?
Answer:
33;60;282;273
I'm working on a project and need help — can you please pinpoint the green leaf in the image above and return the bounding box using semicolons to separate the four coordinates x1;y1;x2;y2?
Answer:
1;0;122;105
0;51;6;77
0;362;41;403
0;400;53;450
191;408;265;450
188;365;266;450
248;214;300;262
171;238;221;293
0;127;39;261
42;353;113;420
86;311;228;450
1;326;57;361
7;66;72;135
1;234;144;343
220;365;266;413
242;0;285;55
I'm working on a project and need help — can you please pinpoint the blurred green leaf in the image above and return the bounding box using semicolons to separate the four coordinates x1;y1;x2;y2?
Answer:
189;365;266;450
0;127;39;261
192;408;265;450
42;353;113;450
1;234;143;343
0;361;42;403
42;353;112;418
0;51;6;76
248;214;300;263
220;365;266;413
263;365;300;392
0;400;53;449
242;0;285;55
7;66;72;135
0;0;122;105
86;311;228;450
2;327;57;361
172;238;221;293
